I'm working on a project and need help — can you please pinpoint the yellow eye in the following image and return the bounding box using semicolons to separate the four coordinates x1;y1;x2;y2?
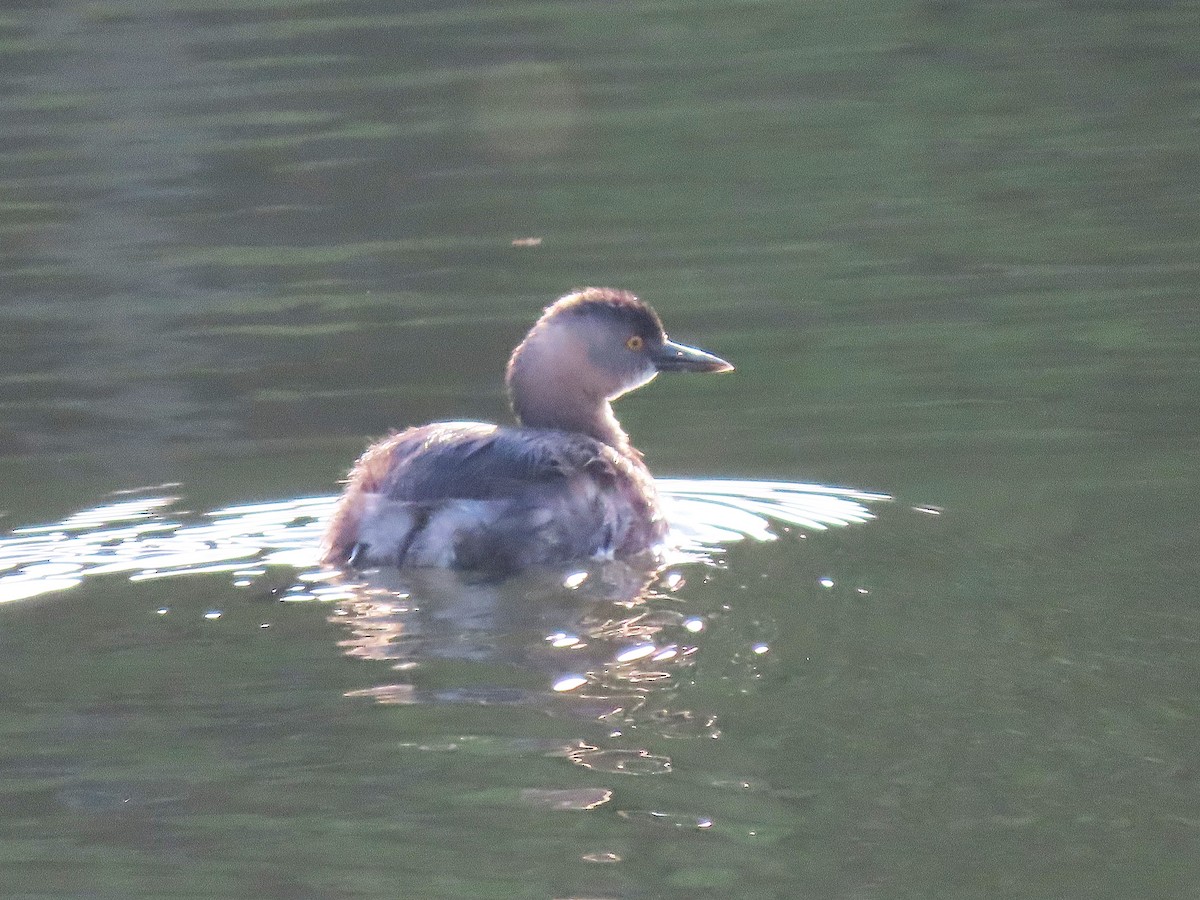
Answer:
626;335;644;351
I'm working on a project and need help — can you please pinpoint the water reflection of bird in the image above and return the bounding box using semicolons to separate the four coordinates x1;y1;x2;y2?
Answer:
322;288;733;571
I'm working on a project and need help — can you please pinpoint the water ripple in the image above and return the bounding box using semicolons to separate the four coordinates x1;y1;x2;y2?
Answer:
0;478;888;603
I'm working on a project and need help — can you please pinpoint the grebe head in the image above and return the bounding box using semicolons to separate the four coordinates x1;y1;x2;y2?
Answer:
505;288;733;448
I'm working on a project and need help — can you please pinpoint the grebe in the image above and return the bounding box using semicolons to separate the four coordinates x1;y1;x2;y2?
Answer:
322;287;733;571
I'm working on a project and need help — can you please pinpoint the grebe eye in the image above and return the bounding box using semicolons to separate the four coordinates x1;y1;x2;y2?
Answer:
626;335;644;351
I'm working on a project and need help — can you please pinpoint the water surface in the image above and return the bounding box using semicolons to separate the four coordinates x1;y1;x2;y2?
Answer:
1;1;1198;897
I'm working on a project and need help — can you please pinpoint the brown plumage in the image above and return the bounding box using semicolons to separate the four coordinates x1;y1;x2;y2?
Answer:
322;288;732;571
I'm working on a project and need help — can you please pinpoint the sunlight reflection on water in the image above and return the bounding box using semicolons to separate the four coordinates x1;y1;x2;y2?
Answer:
0;478;889;604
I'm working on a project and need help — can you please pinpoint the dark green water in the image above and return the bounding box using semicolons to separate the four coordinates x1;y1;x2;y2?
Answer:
2;1;1198;897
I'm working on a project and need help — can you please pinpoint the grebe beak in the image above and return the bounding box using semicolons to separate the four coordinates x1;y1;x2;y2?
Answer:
652;338;734;374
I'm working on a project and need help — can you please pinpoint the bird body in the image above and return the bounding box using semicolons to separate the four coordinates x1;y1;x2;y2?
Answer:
322;288;732;571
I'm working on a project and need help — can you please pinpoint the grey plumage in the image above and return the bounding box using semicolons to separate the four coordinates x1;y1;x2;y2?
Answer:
342;423;660;570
